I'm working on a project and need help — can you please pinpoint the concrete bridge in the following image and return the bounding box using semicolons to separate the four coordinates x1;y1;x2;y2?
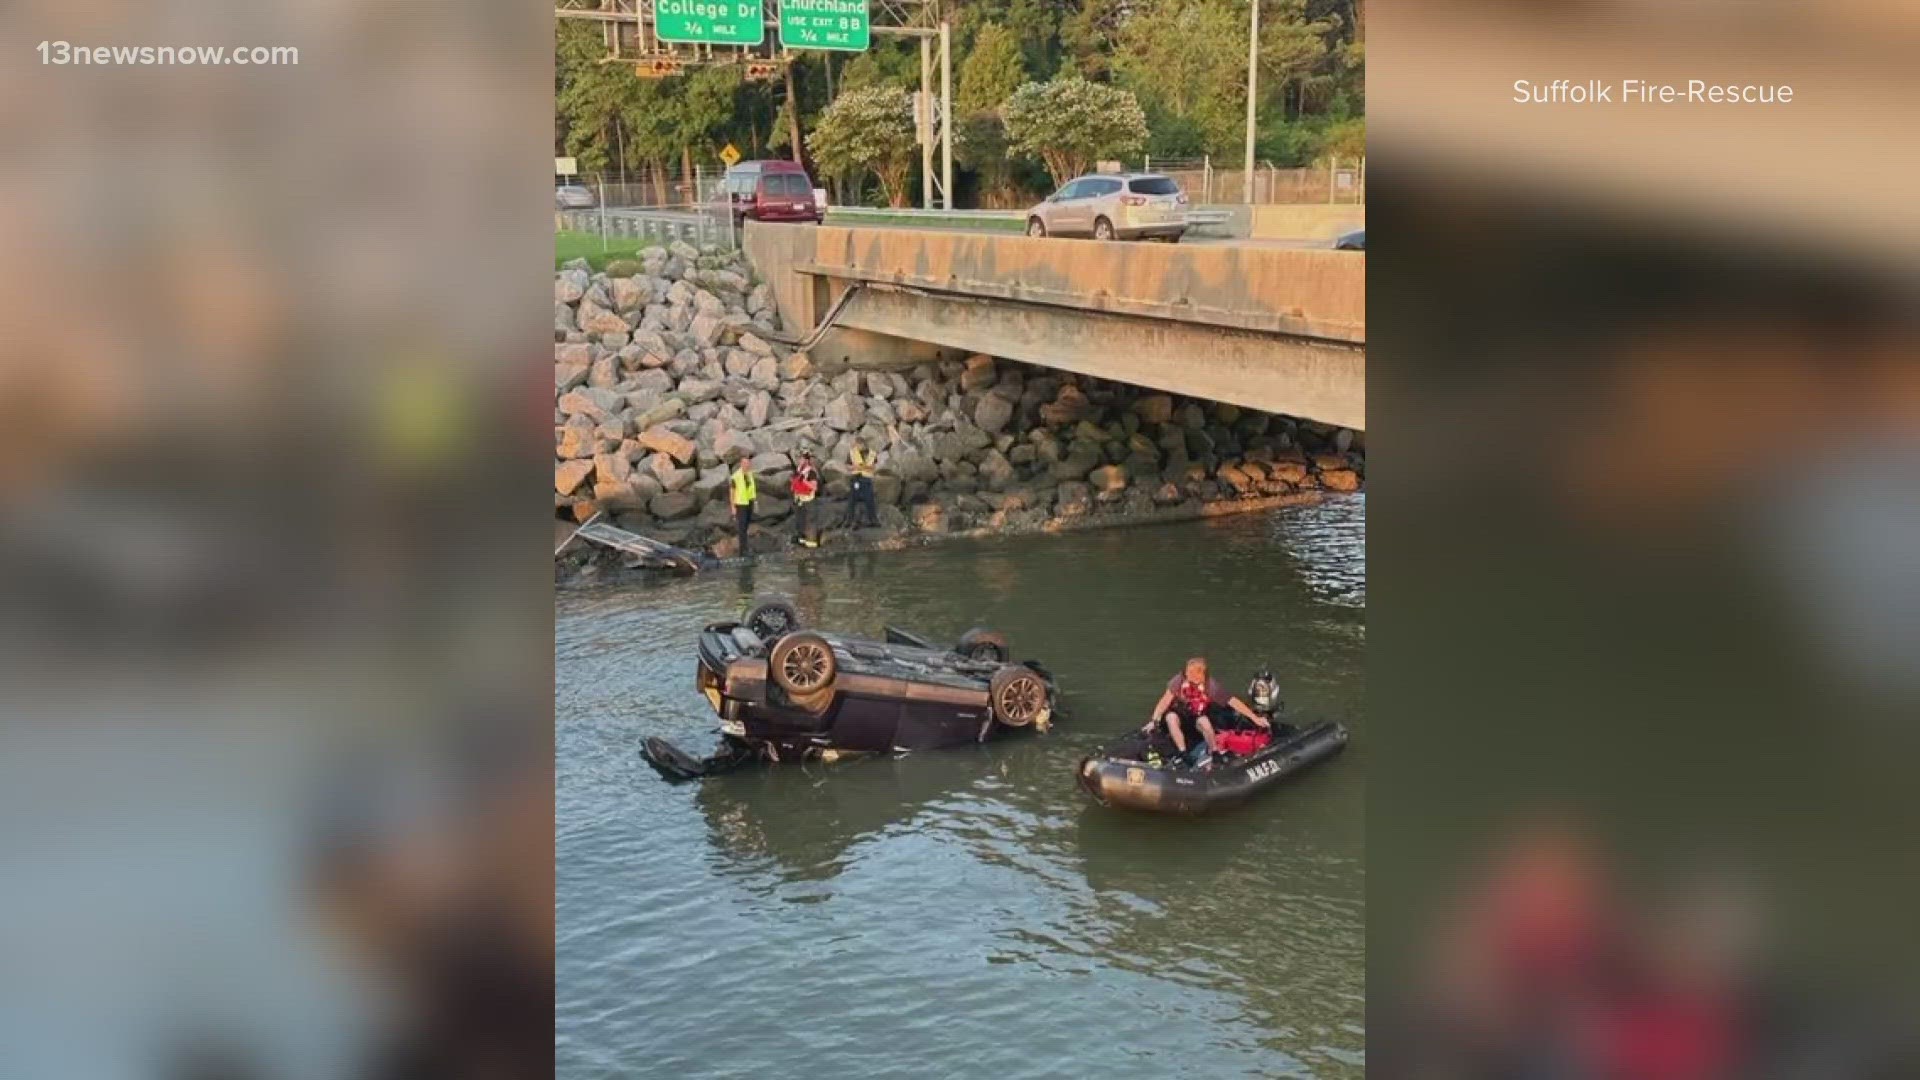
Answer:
742;224;1365;430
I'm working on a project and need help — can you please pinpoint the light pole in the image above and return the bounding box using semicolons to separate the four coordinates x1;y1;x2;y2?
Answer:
1244;0;1260;205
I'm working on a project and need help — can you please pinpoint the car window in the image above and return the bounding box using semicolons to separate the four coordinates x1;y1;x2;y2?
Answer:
1053;180;1087;200
770;174;810;196
1128;176;1180;196
1088;178;1124;197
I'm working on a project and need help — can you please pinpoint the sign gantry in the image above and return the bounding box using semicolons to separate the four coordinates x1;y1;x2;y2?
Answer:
555;0;952;209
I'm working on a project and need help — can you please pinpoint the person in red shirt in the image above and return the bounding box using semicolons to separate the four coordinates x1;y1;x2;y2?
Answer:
790;449;821;548
1145;657;1269;763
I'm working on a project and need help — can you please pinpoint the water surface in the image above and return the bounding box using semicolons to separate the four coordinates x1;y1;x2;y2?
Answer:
558;497;1365;1078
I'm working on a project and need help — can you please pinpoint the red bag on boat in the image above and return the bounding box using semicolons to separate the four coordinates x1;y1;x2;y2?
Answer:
1217;729;1271;756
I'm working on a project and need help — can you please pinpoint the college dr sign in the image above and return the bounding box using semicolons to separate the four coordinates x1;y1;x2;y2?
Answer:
779;0;870;52
655;0;764;46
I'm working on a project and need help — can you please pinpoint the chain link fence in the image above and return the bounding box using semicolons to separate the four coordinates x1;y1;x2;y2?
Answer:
556;163;739;252
1138;157;1365;205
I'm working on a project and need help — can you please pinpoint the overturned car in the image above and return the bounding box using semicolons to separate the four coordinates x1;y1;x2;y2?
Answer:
643;600;1057;780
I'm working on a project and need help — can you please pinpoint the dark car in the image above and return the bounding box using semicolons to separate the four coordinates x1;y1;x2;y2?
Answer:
644;600;1056;779
719;160;821;227
1334;228;1365;251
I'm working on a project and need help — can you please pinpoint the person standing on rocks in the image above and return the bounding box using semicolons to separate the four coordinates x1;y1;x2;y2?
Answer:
791;450;821;549
728;458;758;555
841;438;880;530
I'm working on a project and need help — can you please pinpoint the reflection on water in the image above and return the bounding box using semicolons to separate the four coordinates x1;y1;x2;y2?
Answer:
558;499;1365;1079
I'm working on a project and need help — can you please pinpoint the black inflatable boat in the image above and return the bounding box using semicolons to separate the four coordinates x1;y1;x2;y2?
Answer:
1077;720;1349;814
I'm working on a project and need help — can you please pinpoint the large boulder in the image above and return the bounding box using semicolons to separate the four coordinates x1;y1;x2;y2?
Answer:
638;425;697;465
1133;394;1174;425
555;420;595;460
577;301;631;337
554;459;594;496
779;352;815;380
959;354;998;392
558;387;622;419
649;491;700;520
1087;464;1129;500
824;393;866;432
974;393;1014;435
1055;481;1093;517
1049;440;1104;481
593;452;632;484
1319;468;1361;492
609;276;649;312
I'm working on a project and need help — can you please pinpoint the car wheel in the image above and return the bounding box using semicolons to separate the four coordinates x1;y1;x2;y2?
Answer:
989;666;1050;727
746;598;801;641
1026;218;1047;238
954;627;1009;664
1094;217;1114;241
769;631;837;697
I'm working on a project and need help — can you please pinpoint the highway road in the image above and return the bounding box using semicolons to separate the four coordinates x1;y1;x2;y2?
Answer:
580;205;1346;251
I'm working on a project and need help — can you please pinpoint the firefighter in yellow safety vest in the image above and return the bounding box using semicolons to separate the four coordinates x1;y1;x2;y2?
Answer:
840;438;879;529
729;459;757;554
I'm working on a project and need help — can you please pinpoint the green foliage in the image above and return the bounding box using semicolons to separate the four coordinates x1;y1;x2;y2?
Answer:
554;0;1361;207
808;86;919;208
957;22;1025;117
555;231;657;271
1321;116;1365;161
1003;77;1148;187
1112;0;1249;156
839;40;918;93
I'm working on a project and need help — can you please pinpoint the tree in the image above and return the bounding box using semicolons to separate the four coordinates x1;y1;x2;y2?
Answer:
1259;0;1337;121
1002;77;1147;187
954;22;1029;206
956;22;1025;118
1112;0;1248;156
808;87;919;208
1321;116;1364;161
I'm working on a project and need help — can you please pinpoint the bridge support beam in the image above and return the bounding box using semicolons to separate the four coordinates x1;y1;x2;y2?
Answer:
826;288;1363;430
744;223;1366;430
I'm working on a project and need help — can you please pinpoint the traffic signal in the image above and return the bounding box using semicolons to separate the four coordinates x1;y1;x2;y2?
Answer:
634;57;683;78
743;60;780;81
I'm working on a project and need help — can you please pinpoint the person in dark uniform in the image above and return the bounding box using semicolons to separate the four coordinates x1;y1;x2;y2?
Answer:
840;437;880;529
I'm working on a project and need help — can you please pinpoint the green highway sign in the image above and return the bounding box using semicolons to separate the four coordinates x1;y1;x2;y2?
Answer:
778;0;870;52
655;0;765;46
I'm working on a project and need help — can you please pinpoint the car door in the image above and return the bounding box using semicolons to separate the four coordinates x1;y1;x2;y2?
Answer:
1084;177;1124;234
1047;179;1089;234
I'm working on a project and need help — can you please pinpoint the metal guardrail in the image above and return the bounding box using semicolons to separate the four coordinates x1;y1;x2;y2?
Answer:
555;207;738;250
825;206;1024;222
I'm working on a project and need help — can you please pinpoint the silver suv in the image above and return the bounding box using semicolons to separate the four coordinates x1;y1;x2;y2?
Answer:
1025;172;1188;242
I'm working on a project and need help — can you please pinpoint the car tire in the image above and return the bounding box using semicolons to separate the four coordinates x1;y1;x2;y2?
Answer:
769;631;837;697
989;665;1050;728
1026;218;1047;238
1094;217;1114;241
746;598;801;641
954;628;1010;664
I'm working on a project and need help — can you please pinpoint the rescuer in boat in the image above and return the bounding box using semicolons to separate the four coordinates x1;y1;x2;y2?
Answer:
791;449;821;548
728;458;757;554
1147;657;1270;766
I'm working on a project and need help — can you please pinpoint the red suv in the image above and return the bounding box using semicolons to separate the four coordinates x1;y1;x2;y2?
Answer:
720;160;822;227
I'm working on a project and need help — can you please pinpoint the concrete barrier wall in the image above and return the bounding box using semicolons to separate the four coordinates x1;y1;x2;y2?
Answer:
744;224;1364;344
1249;205;1365;241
